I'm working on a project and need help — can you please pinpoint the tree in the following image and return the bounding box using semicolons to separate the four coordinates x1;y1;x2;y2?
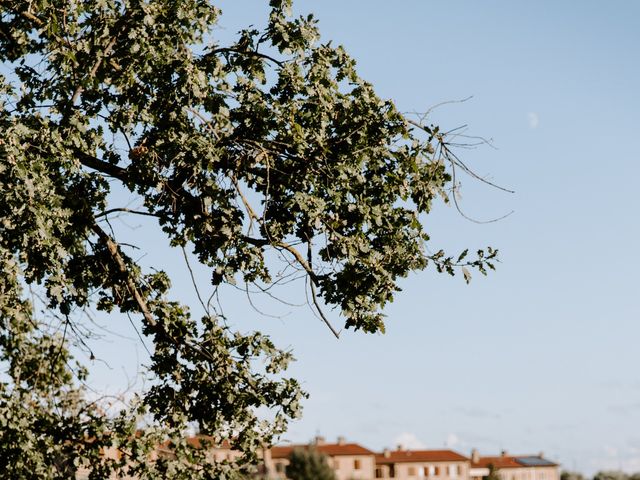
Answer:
593;472;629;480
285;448;336;480
0;0;499;477
561;472;585;480
484;464;503;480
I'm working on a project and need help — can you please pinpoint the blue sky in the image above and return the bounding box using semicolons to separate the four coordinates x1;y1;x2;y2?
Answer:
88;1;640;475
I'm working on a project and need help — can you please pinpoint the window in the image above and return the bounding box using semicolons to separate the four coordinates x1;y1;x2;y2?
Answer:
376;467;384;478
408;467;417;476
275;462;284;473
354;459;362;470
458;465;463;476
429;466;436;476
435;466;441;476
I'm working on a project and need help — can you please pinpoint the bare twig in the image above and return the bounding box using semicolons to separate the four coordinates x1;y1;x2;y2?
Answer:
309;280;340;339
445;147;514;224
126;312;152;358
275;242;317;283
243;282;288;319
181;245;209;316
306;240;340;339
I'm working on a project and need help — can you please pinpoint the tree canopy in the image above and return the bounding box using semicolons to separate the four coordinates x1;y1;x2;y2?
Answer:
593;472;640;480
0;0;498;477
285;448;336;480
561;471;586;480
485;464;507;480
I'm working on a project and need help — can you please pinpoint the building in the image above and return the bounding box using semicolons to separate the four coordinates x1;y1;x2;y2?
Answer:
76;435;241;480
76;433;560;480
470;450;559;480
266;436;376;480
374;448;470;479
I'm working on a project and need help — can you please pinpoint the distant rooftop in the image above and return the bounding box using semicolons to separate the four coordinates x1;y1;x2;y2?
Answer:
473;454;558;469
271;442;374;459
514;457;558;467
376;449;469;464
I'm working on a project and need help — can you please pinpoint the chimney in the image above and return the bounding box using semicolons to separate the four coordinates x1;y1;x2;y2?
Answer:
337;436;346;446
314;436;326;446
471;449;480;464
397;444;403;451
501;450;508;458
539;452;544;459
384;448;391;458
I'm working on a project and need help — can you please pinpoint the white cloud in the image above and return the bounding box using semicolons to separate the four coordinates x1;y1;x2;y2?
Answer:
528;112;539;129
446;433;461;448
393;432;427;450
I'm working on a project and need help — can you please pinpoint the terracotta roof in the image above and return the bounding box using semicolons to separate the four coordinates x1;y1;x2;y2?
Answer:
271;443;374;458
375;449;469;464
472;456;558;469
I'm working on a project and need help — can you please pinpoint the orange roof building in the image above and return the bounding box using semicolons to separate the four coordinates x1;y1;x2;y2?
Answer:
266;436;376;480
374;448;470;479
469;450;559;480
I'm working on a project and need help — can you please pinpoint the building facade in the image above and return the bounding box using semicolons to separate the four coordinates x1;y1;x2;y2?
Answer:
470;450;559;480
74;436;560;480
374;448;470;480
266;436;376;480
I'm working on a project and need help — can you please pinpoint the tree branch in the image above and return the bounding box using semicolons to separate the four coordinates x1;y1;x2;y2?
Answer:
19;10;44;27
275;242;317;283
75;149;129;181
92;223;222;364
206;47;283;66
309;279;340;339
79;151;337;337
91;223;157;328
95;208;160;219
71;36;118;105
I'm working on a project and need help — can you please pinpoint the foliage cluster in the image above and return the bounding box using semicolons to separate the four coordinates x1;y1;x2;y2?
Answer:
591;472;640;480
0;0;497;477
285;448;336;480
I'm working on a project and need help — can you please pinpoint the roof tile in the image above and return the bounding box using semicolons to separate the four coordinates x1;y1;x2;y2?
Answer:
375;450;469;464
271;443;374;458
472;456;558;469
